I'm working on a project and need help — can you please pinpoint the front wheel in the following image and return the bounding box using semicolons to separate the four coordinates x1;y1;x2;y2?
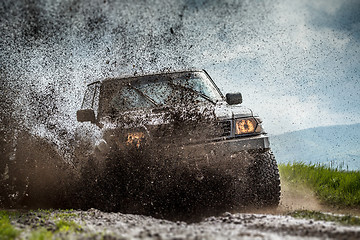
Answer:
247;150;281;207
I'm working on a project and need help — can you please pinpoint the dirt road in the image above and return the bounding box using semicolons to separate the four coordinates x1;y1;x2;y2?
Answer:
10;208;360;240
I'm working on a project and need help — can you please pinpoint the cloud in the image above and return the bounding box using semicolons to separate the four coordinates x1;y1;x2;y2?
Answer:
202;0;360;135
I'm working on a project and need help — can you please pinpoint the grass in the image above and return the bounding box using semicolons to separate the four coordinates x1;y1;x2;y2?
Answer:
55;219;82;232
29;229;53;240
0;211;20;240
53;210;78;220
24;219;82;240
289;210;360;226
0;209;82;240
279;163;360;207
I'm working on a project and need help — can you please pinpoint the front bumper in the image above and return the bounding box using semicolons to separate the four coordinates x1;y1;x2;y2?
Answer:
166;134;270;167
154;134;269;174
186;134;270;153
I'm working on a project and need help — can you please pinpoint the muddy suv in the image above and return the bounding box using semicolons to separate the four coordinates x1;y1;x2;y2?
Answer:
77;69;280;210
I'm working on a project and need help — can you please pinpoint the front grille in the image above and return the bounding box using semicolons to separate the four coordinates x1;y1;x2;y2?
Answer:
219;120;231;137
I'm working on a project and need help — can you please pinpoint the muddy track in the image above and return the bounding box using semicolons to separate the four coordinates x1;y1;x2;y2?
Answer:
2;132;360;239
9;209;360;240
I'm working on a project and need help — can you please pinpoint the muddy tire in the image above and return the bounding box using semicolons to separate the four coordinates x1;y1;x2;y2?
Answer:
248;150;281;207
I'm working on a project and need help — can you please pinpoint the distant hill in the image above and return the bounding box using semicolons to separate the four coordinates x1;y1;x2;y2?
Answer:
270;123;360;171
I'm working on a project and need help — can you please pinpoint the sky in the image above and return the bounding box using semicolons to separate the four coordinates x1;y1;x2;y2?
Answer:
204;0;360;134
0;0;359;156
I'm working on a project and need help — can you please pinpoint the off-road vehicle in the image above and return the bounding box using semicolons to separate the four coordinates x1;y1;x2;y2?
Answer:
76;69;280;211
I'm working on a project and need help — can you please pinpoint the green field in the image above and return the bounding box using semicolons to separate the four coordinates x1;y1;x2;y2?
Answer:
279;163;360;207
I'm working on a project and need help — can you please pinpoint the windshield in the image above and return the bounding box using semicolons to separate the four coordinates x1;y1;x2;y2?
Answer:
99;71;223;116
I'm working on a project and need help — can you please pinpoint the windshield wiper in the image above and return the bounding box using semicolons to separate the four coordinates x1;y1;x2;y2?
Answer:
127;83;159;107
168;82;216;105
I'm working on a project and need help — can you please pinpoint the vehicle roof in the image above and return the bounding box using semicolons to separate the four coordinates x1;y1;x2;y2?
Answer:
87;69;205;86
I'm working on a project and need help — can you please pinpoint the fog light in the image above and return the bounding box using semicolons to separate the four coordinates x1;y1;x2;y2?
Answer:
127;132;145;148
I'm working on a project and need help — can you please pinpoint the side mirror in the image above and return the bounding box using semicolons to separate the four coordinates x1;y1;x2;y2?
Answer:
77;109;96;123
225;93;242;105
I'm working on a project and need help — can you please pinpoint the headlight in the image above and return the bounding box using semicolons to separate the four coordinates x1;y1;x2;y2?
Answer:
235;118;257;135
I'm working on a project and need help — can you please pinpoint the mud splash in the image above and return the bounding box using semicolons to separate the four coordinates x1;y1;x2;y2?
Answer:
0;131;75;209
0;134;252;222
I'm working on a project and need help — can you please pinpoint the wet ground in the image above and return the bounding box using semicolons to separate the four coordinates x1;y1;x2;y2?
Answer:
9;208;360;240
4;183;360;240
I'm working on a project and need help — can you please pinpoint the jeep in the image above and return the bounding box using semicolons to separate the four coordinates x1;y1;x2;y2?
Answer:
76;69;281;210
